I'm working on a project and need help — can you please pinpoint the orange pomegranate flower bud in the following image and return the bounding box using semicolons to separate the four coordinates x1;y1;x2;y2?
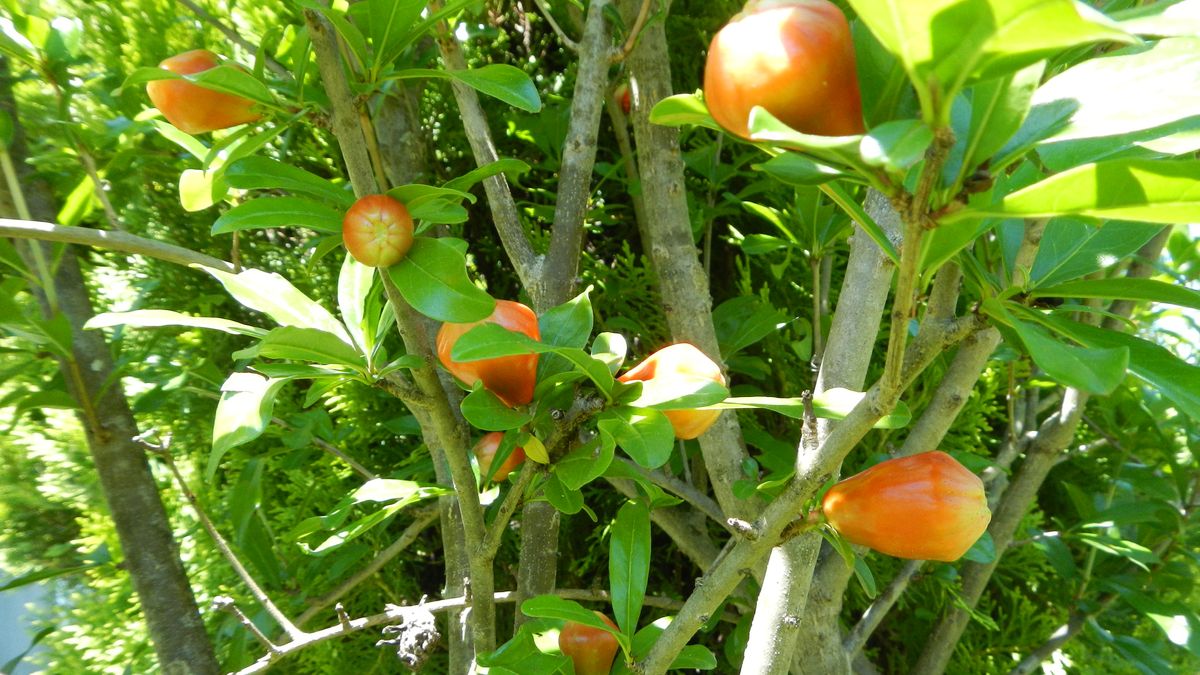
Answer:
822;451;991;562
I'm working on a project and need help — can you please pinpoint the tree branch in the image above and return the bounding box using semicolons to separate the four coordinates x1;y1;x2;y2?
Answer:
432;2;540;292
295;509;439;628
540;0;613;308
175;0;291;78
0;218;235;272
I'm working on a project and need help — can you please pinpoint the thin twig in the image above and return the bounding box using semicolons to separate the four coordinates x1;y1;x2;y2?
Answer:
613;457;727;529
296;509;439;628
481;465;540;559
237;588;736;674
613;0;653;62
140;432;306;642
0;218;235;272
175;0;291;78
531;0;579;51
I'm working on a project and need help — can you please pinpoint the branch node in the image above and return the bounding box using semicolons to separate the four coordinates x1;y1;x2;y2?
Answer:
726;517;760;540
335;603;353;631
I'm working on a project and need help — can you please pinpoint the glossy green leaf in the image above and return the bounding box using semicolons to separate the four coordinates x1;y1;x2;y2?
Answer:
390;65;541;112
1030;39;1200;147
225;157;353;206
202;266;353;344
211;196;343;235
612;616;719;674
542;474;585;514
610;501;650;637
209;372;292;479
460;385;532;431
366;0;424;71
648;92;722;131
338;254;375;355
1044;315;1200;420
125;63;275;106
959;61;1044;176
712;296;789;359
819;182;901;264
387;237;495;323
443;158;531;193
85;309;268;337
240;326;365;369
1029;219;1164;287
952;159;1200;224
860;119;933;174
539;290;593;350
555;436;614;491
597;408;675;469
1031;278;1200;311
712;389;913;429
591;332;628;376
754;152;849;186
991;302;1128;395
847;0;1132;122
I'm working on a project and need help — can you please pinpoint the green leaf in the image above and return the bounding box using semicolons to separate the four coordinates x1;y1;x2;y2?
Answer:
366;0;425;71
201;266;354;345
225;157;353;207
952;159;1200;224
209;373;291;479
442;158;532;193
211;196;344;235
1033;531;1079;579
648;92;722;131
1076;532;1161;570
847;0;1132;123
477;622;571;673
597;408;675;469
84;309;268;337
610;501;650;638
853;556;878;598
451;323;546;362
960;61;1044;176
1030;278;1200;312
819;182;901;264
989;301;1128;395
460;385;533;431
1031;39;1200;150
860;119;933;174
712;296;789;359
522;595;619;631
753;152;850;186
542;473;585;514
390;65;541;112
295;0;370;70
613;616;719;674
1029;219;1164;287
387;237;495;323
179;168;227;211
713;389;913;429
338;254;376;355
591;332;628;376
555;436;614;491
624;376;728;412
747;108;867;171
539;290;593;350
962;531;996;564
1043;315;1200;421
242;326;366;369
